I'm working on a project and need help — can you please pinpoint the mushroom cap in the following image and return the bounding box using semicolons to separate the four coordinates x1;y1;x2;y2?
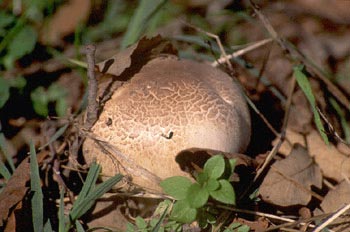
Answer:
83;56;251;192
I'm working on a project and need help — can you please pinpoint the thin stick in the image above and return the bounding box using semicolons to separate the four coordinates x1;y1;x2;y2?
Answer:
212;38;273;67
84;44;98;130
312;203;350;232
181;20;233;71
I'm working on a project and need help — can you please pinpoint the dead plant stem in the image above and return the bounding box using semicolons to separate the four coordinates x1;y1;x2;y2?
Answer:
84;44;98;130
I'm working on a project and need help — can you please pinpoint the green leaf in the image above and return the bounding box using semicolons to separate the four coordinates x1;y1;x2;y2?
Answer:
237;225;250;232
209;180;235;205
47;83;66;100
0;76;26;109
8;76;26;89
7;25;37;60
206;178;220;191
0;12;15;29
30;141;44;232
126;223;135;232
121;0;168;48
229;159;237;174
160;176;192;200
187;183;209;208
55;99;67;117
170;200;197;223
0;78;10;108
203;155;225;179
196;171;209;185
293;65;329;144
136;216;148;229
31;86;49;116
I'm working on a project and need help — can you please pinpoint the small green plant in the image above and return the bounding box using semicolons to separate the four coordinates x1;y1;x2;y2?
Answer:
126;200;183;232
0;76;26;109
223;222;250;232
160;155;236;226
30;83;67;117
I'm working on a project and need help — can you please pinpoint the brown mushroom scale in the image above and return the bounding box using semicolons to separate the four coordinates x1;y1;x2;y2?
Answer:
83;56;251;192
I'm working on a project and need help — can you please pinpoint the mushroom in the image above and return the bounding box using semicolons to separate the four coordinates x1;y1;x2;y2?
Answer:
83;55;251;192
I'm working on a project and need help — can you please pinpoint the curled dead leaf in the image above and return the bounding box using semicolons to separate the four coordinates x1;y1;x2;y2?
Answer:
275;129;350;182
96;35;177;77
259;144;322;206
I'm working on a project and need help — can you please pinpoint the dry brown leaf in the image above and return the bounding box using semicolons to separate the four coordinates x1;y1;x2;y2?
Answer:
0;160;30;227
4;201;31;232
275;129;350;182
0;151;48;228
321;180;350;213
314;181;350;231
259;144;322;206
96;35;177;77
232;217;269;232
40;0;91;45
288;89;313;134
293;0;350;24
85;198;130;231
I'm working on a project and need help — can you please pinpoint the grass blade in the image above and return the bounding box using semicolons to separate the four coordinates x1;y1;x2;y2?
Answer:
75;220;85;232
293;65;329;144
71;162;101;210
58;188;65;232
151;204;169;232
70;173;123;221
330;98;350;143
0;132;15;172
0;159;11;180
121;0;168;48
30;141;44;232
43;219;53;232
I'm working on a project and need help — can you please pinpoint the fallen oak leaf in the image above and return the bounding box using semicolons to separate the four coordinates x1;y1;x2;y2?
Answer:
320;180;350;213
259;144;322;207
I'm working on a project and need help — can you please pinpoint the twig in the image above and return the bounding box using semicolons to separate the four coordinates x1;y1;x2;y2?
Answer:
181;20;233;72
253;76;295;182
211;38;273;67
312;203;350;232
84;44;98;130
245;95;280;138
214;204;335;231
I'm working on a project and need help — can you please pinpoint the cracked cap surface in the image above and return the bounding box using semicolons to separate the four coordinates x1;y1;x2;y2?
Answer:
83;56;251;192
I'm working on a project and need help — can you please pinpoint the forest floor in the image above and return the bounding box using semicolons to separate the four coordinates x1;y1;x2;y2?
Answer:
1;0;350;231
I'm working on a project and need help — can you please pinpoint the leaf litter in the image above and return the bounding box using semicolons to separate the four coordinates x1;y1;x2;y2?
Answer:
1;0;350;231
